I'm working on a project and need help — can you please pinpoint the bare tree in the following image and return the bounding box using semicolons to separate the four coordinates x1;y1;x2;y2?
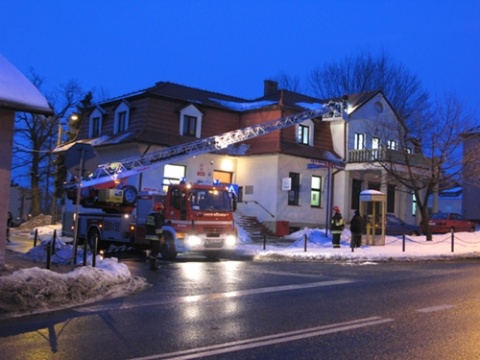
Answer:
308;50;430;127
372;94;475;239
270;71;303;93
12;71;84;217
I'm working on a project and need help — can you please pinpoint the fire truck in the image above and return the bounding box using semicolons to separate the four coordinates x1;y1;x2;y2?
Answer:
62;102;345;260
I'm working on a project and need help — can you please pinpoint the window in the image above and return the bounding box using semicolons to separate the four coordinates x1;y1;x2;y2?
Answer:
310;176;322;208
114;101;130;134
88;107;104;138
354;133;365;150
182;115;197;136
162;164;186;192
372;137;380;149
297;125;310;145
179;104;203;138
288;172;300;206
387;140;397;150
117;111;127;132
91;116;101;137
412;192;417;216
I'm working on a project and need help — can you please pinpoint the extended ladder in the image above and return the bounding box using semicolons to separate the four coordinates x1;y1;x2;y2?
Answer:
74;103;345;188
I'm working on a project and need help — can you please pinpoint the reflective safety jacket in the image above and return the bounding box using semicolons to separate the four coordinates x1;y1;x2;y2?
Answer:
330;213;345;234
145;211;165;241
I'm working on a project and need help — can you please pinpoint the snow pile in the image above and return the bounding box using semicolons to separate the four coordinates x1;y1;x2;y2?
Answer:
238;227;480;263
1;230;149;316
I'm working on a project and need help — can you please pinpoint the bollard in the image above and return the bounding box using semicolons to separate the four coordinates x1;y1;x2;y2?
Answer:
52;230;57;255
92;237;97;268
304;234;307;252
83;240;88;266
263;233;266;251
46;239;52;270
451;228;454;253
402;233;406;252
33;228;38;247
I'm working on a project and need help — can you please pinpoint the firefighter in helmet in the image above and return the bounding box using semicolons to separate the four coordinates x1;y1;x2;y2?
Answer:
330;205;344;248
145;202;165;270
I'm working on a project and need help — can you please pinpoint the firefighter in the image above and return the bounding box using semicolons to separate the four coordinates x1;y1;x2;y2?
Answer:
145;202;165;270
330;205;344;248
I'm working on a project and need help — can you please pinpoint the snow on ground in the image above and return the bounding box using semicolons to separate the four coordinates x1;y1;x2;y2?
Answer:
2;224;480;317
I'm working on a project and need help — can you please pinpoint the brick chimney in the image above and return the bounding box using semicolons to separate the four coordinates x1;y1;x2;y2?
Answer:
264;80;278;96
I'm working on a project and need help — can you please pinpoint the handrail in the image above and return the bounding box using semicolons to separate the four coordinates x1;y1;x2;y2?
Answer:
243;200;275;218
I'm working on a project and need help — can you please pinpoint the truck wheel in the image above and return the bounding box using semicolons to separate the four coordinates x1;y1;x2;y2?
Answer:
87;229;101;254
161;233;177;261
122;185;138;206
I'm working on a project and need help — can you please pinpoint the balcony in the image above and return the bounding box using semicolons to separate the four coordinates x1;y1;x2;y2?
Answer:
348;148;427;167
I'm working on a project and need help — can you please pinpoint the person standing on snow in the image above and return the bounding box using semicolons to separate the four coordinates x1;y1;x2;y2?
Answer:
145;202;165;270
349;210;364;250
330;206;344;248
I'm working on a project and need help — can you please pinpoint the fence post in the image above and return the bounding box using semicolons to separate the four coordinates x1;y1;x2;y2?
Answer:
46;239;52;270
92;238;97;268
402;233;406;252
83;240;88;266
451;228;454;253
304;234;307;252
52;230;57;255
33;228;38;247
263;232;266;250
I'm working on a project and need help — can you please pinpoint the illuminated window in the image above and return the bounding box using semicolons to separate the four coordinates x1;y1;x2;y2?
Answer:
354;133;365;150
310;176;322;208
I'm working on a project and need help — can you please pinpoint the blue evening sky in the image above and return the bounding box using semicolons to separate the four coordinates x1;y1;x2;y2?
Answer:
1;0;479;111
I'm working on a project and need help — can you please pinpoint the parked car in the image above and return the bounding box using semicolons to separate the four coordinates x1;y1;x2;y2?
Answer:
427;212;476;234
385;214;421;236
364;214;420;236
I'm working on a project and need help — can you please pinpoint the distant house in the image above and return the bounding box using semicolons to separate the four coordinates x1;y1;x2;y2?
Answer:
61;80;421;234
428;187;463;215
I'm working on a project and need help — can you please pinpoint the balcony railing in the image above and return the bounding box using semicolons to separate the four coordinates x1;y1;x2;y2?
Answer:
348;149;386;163
348;148;427;167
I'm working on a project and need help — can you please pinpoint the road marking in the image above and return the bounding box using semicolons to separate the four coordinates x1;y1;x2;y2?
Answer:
416;304;455;313
75;278;354;313
127;316;393;360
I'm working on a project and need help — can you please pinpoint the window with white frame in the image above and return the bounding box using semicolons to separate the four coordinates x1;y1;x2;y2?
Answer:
387;140;398;150
296;120;314;146
88;107;104;138
310;175;322;208
182;115;197;136
114;101;130;134
179;104;203;138
354;133;365;150
372;137;380;149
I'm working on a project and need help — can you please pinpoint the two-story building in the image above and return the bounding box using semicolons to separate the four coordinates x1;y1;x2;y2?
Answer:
60;80;418;234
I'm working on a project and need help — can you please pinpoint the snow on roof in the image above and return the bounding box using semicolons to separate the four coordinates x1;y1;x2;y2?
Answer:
0;53;52;115
209;98;276;111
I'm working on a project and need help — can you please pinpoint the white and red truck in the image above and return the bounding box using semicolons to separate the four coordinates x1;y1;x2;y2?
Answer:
64;181;237;260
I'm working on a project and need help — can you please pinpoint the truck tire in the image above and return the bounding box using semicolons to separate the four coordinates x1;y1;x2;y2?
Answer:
87;228;101;254
160;232;177;261
122;185;138;206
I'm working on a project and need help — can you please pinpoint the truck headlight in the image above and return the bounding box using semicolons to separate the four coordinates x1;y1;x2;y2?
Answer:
186;235;202;247
225;234;236;247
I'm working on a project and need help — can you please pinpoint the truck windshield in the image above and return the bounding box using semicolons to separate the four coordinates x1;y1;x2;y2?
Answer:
189;189;232;212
